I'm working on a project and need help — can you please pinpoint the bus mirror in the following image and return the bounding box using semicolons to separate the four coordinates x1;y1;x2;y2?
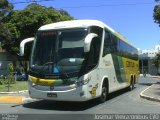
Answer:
19;37;34;56
84;33;98;52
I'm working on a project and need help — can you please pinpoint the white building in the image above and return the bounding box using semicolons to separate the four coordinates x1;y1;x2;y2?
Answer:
138;45;160;75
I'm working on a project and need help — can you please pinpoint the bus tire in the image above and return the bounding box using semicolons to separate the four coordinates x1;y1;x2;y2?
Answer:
129;78;134;91
98;81;108;103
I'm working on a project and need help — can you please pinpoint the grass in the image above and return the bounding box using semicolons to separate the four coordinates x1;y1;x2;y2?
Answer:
0;80;28;92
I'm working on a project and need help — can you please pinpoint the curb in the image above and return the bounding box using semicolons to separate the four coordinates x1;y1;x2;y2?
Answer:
0;90;28;94
0;90;37;104
146;75;160;79
22;97;37;103
0;96;24;104
139;74;160;79
149;76;160;79
0;96;36;104
140;85;160;102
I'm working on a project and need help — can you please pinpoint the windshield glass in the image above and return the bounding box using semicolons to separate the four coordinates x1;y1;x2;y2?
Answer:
30;28;88;78
31;31;57;66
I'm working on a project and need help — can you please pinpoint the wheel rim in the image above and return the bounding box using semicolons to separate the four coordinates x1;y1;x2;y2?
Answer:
101;87;107;101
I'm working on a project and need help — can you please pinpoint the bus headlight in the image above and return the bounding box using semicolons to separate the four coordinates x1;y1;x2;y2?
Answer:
32;82;36;87
29;80;36;87
76;77;91;87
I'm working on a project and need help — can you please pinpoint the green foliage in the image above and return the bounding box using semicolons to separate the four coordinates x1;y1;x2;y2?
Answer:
7;63;15;84
153;0;160;26
155;0;160;2
0;0;14;52
0;0;13;20
0;78;15;85
8;3;73;39
0;80;27;92
2;3;74;55
153;53;160;73
7;63;14;73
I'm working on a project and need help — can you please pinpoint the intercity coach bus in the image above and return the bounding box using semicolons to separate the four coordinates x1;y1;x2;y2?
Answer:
20;20;139;103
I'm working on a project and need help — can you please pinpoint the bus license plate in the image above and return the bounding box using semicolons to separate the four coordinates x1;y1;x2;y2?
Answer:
47;93;57;97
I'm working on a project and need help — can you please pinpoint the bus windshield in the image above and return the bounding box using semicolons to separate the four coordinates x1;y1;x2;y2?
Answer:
30;28;88;78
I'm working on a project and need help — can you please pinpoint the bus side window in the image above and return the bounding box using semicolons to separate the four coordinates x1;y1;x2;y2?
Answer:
103;31;112;56
86;26;103;70
103;31;118;57
110;34;118;54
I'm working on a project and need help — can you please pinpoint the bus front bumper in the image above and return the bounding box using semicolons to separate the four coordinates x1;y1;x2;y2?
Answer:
28;82;91;102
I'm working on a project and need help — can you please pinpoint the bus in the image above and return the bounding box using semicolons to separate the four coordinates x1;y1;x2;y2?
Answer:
20;20;139;103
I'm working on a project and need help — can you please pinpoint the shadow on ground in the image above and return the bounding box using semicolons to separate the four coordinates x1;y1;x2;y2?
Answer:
22;87;131;111
138;83;153;86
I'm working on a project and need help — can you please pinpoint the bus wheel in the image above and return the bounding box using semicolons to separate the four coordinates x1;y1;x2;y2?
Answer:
98;83;108;103
129;80;134;91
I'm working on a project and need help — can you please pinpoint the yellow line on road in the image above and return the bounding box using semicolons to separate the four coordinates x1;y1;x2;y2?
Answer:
0;96;24;104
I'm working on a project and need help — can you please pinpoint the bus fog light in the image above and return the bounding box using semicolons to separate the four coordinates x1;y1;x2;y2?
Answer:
32;83;36;87
69;84;76;89
80;91;84;97
76;81;83;87
83;77;91;85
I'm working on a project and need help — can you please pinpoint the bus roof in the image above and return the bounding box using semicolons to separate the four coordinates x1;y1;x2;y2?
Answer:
39;20;132;47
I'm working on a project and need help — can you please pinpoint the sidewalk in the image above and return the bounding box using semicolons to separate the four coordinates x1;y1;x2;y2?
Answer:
139;74;160;102
140;83;160;102
139;74;160;79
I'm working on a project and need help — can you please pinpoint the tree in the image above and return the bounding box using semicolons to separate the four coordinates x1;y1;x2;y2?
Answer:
2;3;74;74
155;0;160;3
4;3;73;55
0;0;13;52
153;53;160;74
0;0;13;20
153;0;160;26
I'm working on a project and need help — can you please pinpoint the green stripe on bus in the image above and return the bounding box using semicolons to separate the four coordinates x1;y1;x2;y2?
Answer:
111;54;126;83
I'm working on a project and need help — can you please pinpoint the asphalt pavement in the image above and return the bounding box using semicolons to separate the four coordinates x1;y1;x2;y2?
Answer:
0;74;160;104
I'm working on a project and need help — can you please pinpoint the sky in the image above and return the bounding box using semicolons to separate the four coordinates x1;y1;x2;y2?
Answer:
12;0;160;50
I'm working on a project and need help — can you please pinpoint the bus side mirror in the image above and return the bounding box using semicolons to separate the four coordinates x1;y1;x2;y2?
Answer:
84;33;98;52
19;37;34;56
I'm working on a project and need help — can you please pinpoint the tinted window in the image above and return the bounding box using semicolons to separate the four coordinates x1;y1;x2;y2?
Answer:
118;39;138;60
102;30;138;60
85;26;103;70
103;31;118;56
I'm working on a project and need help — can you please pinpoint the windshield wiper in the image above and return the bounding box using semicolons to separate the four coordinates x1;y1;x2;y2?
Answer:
43;62;54;66
30;62;54;77
29;68;44;77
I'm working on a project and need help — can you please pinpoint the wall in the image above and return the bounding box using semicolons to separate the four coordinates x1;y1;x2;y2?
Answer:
0;52;17;76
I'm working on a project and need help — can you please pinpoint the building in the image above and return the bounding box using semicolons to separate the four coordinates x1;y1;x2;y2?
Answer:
138;45;160;75
0;41;30;78
0;48;18;77
0;41;22;77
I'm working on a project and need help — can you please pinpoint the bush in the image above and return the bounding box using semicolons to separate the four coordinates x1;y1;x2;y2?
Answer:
0;78;16;85
7;63;16;84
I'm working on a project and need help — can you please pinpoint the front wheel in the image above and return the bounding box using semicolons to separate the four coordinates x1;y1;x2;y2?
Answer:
98;84;108;103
